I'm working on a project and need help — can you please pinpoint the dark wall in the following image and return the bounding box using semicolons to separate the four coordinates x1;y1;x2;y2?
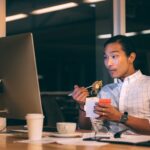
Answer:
34;21;96;91
6;1;96;91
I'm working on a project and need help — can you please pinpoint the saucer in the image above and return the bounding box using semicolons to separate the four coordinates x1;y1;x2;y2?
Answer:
49;132;83;138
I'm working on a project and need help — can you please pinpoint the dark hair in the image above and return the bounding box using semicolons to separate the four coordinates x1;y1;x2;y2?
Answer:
104;35;139;69
104;35;136;57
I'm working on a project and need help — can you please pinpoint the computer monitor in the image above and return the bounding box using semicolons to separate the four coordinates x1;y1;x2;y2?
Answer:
0;33;43;120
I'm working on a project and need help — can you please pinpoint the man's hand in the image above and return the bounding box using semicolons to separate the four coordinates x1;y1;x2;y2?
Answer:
94;103;122;122
72;85;89;105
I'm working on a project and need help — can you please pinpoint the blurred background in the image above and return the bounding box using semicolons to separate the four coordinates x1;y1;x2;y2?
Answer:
6;0;150;92
5;0;150;124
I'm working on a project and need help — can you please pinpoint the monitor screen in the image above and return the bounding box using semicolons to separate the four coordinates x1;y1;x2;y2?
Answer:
0;33;43;120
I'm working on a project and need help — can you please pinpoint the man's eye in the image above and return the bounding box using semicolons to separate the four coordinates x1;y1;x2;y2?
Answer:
112;55;118;59
104;55;107;59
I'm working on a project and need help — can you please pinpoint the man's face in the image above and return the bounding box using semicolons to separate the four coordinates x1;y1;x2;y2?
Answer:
104;42;134;79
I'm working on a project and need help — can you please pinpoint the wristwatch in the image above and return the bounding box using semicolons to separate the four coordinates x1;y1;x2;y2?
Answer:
119;112;128;124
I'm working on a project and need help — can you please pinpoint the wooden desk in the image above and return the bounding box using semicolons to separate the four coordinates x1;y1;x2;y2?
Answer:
0;133;149;150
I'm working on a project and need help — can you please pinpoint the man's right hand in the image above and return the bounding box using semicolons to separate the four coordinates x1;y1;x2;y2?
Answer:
72;85;89;105
72;85;92;129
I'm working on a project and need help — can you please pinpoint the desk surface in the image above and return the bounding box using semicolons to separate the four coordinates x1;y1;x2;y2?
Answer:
0;128;149;150
0;136;149;150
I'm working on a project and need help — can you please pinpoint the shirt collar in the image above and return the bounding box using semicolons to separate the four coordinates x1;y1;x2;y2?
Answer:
116;70;142;84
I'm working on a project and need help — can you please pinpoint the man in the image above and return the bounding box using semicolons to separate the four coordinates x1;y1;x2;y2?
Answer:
72;35;150;134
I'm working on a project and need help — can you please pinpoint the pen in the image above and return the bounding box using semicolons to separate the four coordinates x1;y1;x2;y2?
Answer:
114;128;128;138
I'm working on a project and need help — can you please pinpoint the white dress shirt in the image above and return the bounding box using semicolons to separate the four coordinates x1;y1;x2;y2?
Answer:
98;70;150;133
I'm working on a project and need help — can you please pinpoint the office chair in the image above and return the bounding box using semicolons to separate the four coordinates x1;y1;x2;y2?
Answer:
41;94;65;128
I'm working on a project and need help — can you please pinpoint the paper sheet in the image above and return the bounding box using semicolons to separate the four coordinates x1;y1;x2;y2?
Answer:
47;132;108;146
101;134;150;144
13;131;150;146
53;137;108;146
15;137;56;144
15;132;108;146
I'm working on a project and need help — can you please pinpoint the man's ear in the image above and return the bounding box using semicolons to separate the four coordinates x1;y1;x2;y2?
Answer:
129;52;136;63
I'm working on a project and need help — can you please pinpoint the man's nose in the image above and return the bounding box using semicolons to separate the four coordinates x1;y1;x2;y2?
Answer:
106;58;114;66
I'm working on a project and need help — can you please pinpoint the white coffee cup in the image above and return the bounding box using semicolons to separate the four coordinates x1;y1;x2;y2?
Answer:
0;117;6;132
56;122;76;134
26;113;44;140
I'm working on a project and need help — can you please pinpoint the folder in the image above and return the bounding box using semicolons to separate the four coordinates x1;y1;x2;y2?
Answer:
97;134;150;146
